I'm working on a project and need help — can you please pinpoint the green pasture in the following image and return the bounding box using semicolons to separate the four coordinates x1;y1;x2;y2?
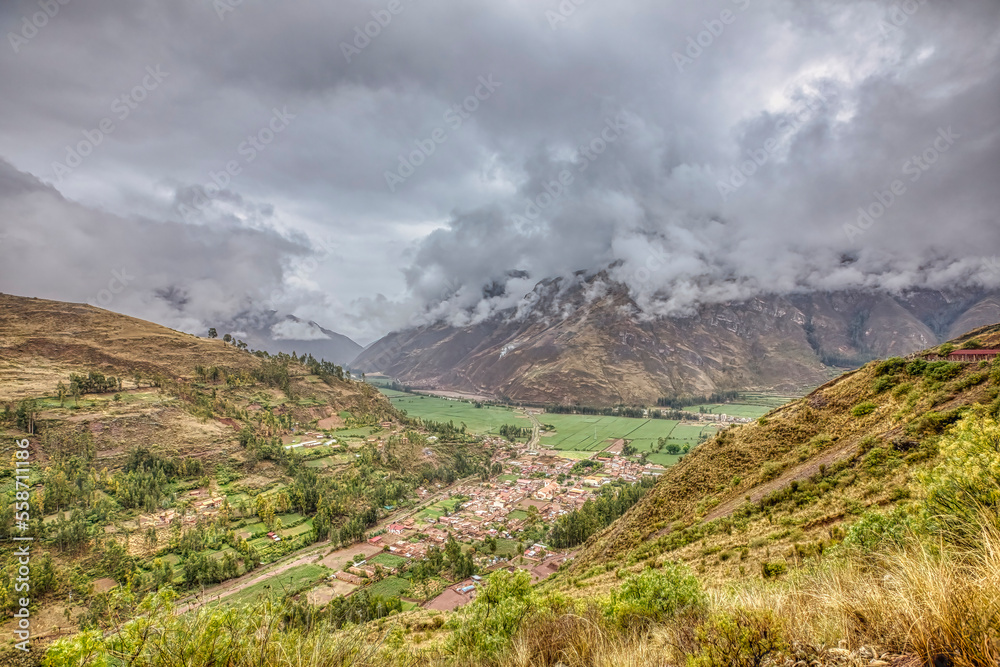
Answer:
215;564;330;608
377;389;528;434
366;575;411;598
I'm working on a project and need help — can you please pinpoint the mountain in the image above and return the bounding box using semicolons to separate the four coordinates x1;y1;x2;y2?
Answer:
222;311;362;366
556;321;1000;584
353;274;1000;405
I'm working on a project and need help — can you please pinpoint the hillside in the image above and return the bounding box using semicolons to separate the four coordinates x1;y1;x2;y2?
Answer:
0;294;493;660
34;321;1000;667
557;322;1000;589
353;275;1000;406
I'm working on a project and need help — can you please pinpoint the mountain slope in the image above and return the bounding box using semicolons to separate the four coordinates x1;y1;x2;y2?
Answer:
555;321;1000;591
354;275;1000;405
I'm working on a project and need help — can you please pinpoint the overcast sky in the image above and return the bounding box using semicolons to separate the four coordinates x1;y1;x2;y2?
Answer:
0;0;997;344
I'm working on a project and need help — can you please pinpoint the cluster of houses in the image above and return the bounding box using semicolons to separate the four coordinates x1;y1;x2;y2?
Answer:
137;490;224;529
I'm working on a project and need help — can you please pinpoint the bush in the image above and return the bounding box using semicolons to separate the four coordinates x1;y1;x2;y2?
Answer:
873;376;897;394
605;564;706;629
449;569;536;660
688;608;788;667
852;402;877;417
760;461;784;481
954;372;987;392
842;508;914;552
760;562;787;578
874;357;908;376
920;416;1000;546
907;409;964;436
925;361;963;382
892;382;913;398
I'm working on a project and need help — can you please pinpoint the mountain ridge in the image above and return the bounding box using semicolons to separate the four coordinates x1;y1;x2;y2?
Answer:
353;276;1000;405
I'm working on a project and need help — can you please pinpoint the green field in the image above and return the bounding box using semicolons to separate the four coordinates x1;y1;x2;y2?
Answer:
214;564;330;608
377;389;529;435
369;553;408;570
683;393;799;419
375;386;718;457
537;414;713;453
366;575;411;598
417;498;464;521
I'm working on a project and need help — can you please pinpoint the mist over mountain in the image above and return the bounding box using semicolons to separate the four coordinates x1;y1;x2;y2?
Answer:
354;273;1000;405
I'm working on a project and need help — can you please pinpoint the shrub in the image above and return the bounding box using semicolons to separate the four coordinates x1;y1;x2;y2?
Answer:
874;357;908;376
605;564;706;629
873;376;897;393
954;372;987;392
937;343;956;357
907;409;964;436
760;562;787;578
920;416;1000;546
892;382;913;398
852;402;877;417
925;361;963;382
842;508;914;552
760;461;784;481
688;608;788;667
449;569;536;660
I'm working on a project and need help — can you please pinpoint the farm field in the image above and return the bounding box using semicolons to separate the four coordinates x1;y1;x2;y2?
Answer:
366;575;412;598
375;385;718;459
377;388;530;434
214;564;331;608
537;414;714;453
682;392;800;419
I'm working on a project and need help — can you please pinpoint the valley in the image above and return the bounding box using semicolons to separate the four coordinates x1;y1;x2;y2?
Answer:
4;296;1000;667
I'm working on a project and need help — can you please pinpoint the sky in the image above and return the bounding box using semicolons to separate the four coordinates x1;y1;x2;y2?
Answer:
0;0;997;345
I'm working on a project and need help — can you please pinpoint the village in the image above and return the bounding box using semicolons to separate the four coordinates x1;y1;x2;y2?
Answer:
330;437;669;608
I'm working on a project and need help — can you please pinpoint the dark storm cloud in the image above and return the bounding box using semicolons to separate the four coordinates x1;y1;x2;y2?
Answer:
0;0;997;340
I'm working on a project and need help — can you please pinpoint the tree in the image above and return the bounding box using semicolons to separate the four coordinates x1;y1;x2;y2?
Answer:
223;333;232;344
56;382;67;407
208;328;218;339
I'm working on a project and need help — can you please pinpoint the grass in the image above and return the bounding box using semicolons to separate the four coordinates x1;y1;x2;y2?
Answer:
377;389;529;435
369;553;408;570
365;575;411;598
215;563;330;608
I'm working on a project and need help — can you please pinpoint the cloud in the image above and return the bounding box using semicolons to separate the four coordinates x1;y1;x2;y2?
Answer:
0;0;995;341
270;318;331;341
